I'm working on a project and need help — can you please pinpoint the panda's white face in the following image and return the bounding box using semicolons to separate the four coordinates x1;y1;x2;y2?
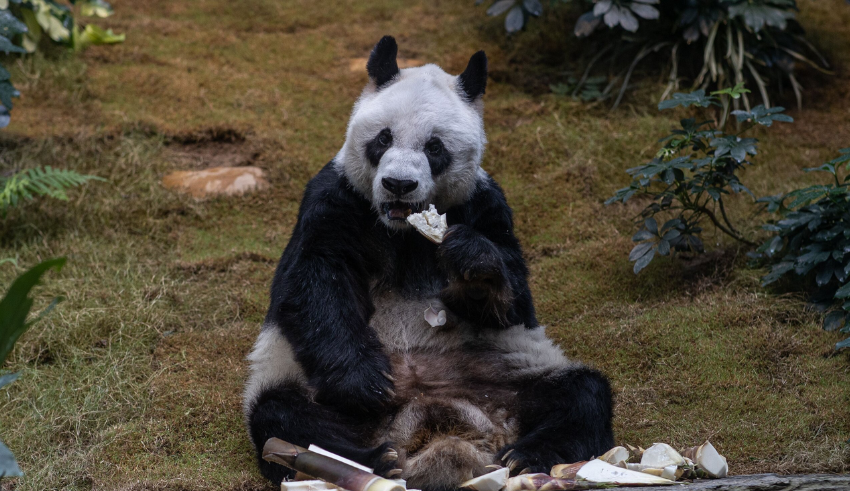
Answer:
335;64;486;229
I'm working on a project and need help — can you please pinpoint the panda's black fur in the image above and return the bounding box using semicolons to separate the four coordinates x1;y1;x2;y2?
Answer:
244;36;614;491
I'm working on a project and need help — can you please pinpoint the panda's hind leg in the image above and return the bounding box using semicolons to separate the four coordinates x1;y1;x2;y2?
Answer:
247;382;401;484
496;366;614;473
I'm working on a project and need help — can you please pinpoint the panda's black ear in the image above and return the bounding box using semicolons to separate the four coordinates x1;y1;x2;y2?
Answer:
367;36;400;89
458;51;488;102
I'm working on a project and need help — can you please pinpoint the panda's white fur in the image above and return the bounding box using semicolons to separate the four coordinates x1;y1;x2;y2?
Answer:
334;64;486;227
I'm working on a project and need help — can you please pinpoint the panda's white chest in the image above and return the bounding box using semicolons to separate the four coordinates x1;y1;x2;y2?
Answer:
369;291;468;353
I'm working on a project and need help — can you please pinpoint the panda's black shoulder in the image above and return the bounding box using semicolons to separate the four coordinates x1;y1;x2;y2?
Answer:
297;162;370;222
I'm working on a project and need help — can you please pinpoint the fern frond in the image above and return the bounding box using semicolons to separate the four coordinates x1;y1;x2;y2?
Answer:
0;166;106;211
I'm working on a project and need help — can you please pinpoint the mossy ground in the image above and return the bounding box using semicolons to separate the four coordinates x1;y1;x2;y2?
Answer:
1;1;849;490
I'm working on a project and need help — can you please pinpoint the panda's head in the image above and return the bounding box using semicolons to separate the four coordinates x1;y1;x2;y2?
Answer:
335;36;488;229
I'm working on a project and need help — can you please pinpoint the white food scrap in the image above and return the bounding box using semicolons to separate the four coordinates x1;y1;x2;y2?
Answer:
406;204;448;244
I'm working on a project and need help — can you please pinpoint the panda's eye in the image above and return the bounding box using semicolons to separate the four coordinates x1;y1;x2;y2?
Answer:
377;131;392;147
426;139;443;155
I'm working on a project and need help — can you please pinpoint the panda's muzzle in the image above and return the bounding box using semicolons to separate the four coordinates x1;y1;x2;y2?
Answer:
381;201;423;221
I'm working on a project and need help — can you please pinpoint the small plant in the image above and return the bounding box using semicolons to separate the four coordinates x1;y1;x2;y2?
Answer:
0;166;105;214
755;149;850;350
605;84;793;273
0;257;66;478
0;0;125;128
477;0;829;109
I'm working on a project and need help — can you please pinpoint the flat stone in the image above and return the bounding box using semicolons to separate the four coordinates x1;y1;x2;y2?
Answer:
607;474;850;490
162;166;269;199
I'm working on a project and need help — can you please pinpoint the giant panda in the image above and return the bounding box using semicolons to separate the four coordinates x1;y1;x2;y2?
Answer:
243;36;614;491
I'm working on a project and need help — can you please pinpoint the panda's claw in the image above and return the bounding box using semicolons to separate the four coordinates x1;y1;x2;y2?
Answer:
381;370;395;382
386;468;403;479
500;449;514;462
382;449;399;462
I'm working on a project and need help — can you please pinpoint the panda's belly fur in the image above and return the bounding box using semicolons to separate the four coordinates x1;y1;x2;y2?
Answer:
368;291;574;484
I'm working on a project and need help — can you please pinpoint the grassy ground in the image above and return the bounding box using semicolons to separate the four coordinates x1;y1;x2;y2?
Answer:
1;1;849;490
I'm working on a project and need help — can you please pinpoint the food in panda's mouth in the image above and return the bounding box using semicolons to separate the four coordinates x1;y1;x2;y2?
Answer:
382;201;419;221
262;438;404;491
406;204;448;243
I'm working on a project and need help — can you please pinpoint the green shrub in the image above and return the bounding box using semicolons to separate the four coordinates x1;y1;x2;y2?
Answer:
605;84;793;273
478;0;829;109
755;149;850;350
0;257;65;478
0;0;124;128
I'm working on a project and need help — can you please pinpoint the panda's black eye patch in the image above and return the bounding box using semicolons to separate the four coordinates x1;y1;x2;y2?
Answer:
425;137;451;176
366;128;393;167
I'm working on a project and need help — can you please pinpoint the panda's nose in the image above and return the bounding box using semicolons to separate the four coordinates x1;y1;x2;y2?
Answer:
382;177;419;196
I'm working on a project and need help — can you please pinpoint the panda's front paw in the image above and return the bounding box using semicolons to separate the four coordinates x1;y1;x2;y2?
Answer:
438;225;513;327
313;356;396;417
439;225;506;286
367;442;405;479
495;443;564;475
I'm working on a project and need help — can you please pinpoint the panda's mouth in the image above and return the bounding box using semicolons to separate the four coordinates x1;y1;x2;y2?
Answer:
381;201;423;221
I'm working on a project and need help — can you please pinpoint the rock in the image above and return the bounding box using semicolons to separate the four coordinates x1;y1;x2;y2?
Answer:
605;473;850;490
162;166;268;198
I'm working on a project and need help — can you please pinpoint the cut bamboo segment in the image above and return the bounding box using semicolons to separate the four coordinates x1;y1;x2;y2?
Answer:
263;438;404;491
549;462;587;479
504;473;592;491
576;459;676;485
640;443;685;469
598;446;630;466
308;444;374;473
460;467;510;491
681;441;728;478
282;480;340;491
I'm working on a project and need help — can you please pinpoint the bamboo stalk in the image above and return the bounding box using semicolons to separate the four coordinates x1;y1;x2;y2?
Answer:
263;438;404;491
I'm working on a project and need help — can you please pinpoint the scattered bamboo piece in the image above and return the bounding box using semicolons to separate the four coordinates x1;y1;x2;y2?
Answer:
263;438;404;491
682;441;728;478
308;444;374;473
575;459;676;486
461;467;510;491
549;462;587;480
282;480;341;491
599;446;629;466
640;443;686;469
504;473;600;491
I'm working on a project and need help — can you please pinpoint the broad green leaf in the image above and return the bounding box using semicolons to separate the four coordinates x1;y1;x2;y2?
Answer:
0;257;66;366
76;23;124;50
659;90;717;110
710;82;750;99
0;10;27;38
728;4;794;31
504;5;524;33
834;282;850;299
629;242;653;262
0;34;25;53
836;336;850;350
633;247;655;274
0;439;22;478
522;0;542;16
731;105;793;126
0;80;19;110
79;0;114;17
0;371;18;389
487;0;515;16
824;310;845;331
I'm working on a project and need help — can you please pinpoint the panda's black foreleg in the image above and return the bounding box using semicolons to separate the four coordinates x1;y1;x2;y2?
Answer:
248;382;401;484
438;224;514;328
495;367;614;473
